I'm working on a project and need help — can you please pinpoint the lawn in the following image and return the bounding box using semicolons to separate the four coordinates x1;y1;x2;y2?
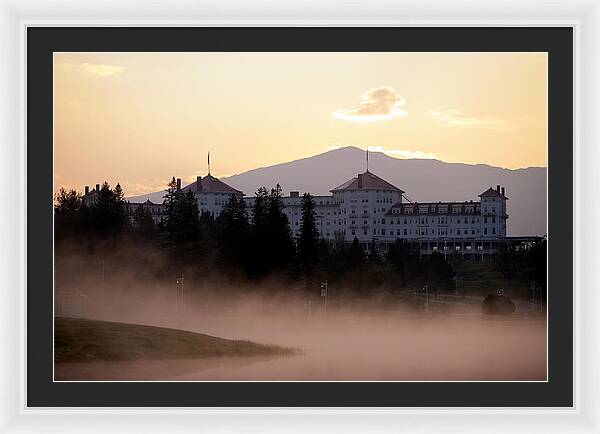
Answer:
55;317;296;363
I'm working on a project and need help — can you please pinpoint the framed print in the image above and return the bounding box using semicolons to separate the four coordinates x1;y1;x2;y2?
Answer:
27;25;571;405
1;0;599;432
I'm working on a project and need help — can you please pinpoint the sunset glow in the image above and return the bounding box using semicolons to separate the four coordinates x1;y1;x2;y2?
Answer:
54;52;547;196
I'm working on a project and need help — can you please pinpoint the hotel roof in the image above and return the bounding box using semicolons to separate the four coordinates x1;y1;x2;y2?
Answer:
330;171;404;193
183;174;243;195
478;187;509;200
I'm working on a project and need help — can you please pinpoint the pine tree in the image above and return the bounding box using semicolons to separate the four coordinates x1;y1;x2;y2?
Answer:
267;184;294;269
217;194;250;269
90;182;127;237
298;192;319;271
163;177;182;244
54;188;84;239
179;189;200;242
132;205;155;237
348;236;364;267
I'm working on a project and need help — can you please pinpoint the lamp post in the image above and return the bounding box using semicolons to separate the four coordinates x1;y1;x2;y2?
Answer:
176;272;184;315
320;280;328;314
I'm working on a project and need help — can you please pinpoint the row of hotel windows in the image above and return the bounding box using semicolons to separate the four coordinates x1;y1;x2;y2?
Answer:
290;216;498;227
348;198;394;204
349;227;497;236
391;206;480;215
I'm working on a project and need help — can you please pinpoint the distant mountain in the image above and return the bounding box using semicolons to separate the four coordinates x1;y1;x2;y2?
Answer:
128;146;546;236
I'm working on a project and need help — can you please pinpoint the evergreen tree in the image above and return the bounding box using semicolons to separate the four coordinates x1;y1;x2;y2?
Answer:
162;177;182;244
179;189;200;242
348;236;364;267
249;187;270;275
54;188;84;239
55;188;83;215
132;205;156;238
298;193;319;271
90;181;127;237
267;184;294;269
217;194;250;268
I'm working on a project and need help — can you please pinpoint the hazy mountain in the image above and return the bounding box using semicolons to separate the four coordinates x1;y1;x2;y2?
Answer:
129;146;546;236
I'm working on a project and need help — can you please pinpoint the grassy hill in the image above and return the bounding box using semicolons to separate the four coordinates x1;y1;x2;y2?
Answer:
55;317;296;363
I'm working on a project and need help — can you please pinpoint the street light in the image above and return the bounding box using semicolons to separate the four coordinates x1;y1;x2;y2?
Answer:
320;280;328;314
176;272;184;315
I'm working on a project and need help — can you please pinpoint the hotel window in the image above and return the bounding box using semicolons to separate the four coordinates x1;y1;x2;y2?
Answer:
404;229;407;235
351;230;355;235
484;217;487;223
484;228;488;235
493;228;496;234
364;229;368;235
381;229;386;235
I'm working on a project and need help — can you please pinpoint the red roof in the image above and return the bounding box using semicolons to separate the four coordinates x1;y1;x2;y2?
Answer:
330;171;404;193
182;174;243;195
478;187;508;199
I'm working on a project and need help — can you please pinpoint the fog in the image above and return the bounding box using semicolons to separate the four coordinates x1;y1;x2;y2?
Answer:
55;264;547;381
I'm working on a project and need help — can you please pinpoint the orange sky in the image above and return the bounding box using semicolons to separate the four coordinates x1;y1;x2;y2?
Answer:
54;52;547;196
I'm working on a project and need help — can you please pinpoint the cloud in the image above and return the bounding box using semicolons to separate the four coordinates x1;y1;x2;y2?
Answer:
56;61;125;77
123;180;168;197
332;86;408;123
326;144;437;160
429;109;503;128
368;146;437;160
81;63;125;76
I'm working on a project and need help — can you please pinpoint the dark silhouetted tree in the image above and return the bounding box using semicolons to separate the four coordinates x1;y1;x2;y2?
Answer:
298;193;319;274
217;194;250;269
89;182;127;237
132;205;156;238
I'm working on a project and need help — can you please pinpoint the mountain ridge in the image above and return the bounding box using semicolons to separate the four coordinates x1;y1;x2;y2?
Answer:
128;146;546;236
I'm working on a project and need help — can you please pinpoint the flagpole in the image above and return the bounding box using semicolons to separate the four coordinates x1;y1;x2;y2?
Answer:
208;152;210;175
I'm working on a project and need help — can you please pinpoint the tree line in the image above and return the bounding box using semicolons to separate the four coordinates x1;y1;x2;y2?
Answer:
55;180;545;299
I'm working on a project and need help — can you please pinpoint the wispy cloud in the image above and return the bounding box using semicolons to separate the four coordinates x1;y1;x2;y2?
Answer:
123;180;169;197
81;63;125;76
56;61;125;77
332;86;408;123
326;144;437;160
368;146;437;160
429;109;503;128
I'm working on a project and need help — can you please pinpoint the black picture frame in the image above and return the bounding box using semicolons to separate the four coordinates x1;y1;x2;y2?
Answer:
27;27;573;407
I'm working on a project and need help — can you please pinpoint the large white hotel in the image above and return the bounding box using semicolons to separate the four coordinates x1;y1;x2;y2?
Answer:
96;168;514;256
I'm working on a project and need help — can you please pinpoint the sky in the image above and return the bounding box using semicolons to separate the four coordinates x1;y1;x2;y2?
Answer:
54;52;547;196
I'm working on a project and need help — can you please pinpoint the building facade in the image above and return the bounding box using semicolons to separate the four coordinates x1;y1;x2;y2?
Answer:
244;171;508;245
88;170;509;249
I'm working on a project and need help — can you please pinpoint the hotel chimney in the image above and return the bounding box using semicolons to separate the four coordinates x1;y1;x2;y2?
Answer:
95;183;100;192
176;178;181;190
357;173;363;189
196;176;202;192
84;186;89;195
496;184;500;192
502;187;505;196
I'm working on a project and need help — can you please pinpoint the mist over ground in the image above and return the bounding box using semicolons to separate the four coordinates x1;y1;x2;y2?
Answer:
55;240;546;382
